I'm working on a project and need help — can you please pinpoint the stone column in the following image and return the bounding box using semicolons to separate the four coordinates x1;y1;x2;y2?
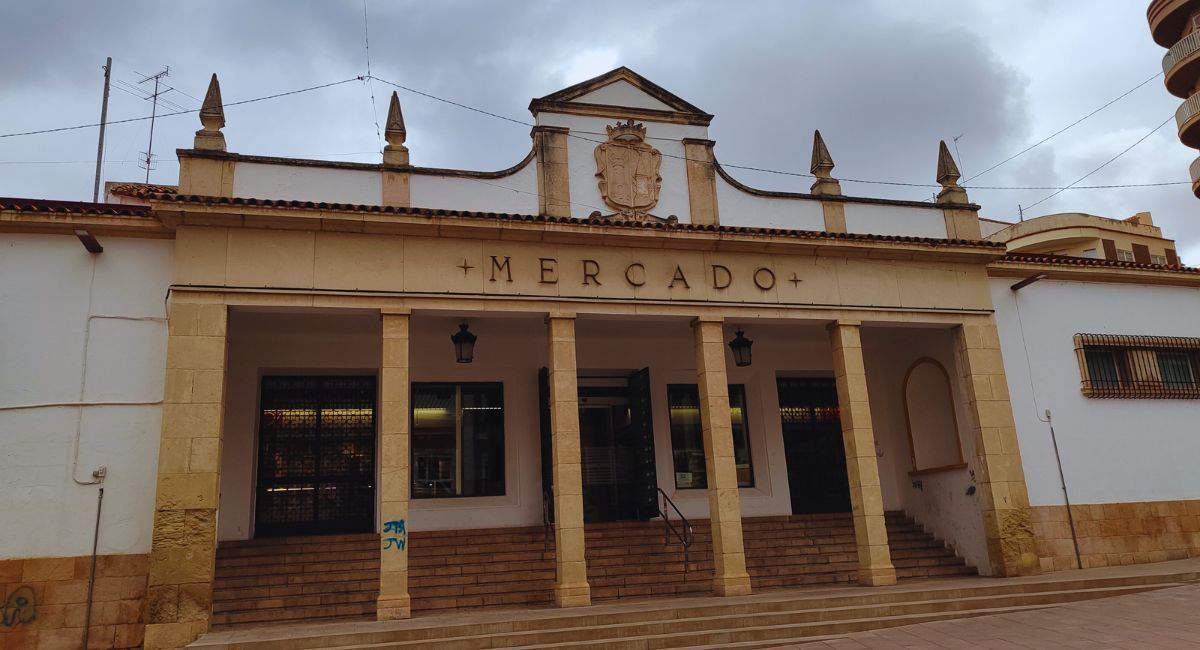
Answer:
827;321;897;587
954;318;1040;577
692;318;752;596
533;126;572;218
378;310;413;619
144;301;229;650
682;138;720;225
546;316;591;607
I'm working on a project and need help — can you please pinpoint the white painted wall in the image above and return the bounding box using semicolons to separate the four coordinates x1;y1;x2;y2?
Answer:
714;175;826;231
0;234;171;559
535;112;707;222
409;162;538;215
570;80;677;112
863;326;989;573
234;162;382;204
843;203;948;239
992;278;1200;507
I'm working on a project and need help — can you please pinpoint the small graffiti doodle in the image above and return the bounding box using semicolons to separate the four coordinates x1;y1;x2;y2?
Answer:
2;586;36;628
383;519;407;552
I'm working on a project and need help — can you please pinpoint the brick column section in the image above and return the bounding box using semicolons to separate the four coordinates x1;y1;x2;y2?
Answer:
827;321;897;587
378;310;413;619
954;318;1041;577
533;126;572;218
546;316;591;607
144;302;229;650
692;318;752;596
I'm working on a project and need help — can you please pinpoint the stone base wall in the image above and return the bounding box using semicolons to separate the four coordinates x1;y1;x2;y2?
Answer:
1031;501;1200;572
0;553;148;650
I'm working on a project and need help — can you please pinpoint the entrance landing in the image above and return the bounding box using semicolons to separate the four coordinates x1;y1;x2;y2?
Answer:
190;558;1200;649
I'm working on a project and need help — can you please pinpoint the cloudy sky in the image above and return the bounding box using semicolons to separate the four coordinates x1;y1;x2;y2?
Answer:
2;1;1197;260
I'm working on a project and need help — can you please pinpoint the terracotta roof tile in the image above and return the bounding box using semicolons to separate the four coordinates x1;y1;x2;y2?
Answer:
108;183;178;198
1000;252;1199;274
0;197;153;217
147;192;1006;249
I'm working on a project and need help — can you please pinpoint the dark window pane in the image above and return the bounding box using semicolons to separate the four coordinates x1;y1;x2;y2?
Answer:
412;382;504;498
1084;349;1121;389
1158;352;1194;386
668;384;753;489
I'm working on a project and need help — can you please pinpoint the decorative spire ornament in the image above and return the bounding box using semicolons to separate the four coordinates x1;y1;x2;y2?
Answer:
935;140;969;204
809;130;841;195
194;74;226;151
383;91;410;166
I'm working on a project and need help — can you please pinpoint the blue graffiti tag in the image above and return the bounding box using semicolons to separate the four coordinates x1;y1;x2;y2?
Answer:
382;519;407;551
2;586;36;627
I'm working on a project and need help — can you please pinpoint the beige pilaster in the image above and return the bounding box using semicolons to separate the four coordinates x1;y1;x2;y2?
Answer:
546;316;591;607
144;301;229;650
954;318;1040;577
534;126;572;218
178;155;235;198
692;318;752;596
378;310;413;619
827;321;897;587
821;202;847;233
682;138;719;225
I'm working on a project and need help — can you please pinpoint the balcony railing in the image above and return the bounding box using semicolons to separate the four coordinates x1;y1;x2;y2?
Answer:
1163;28;1200;75
1190;156;1200;184
1175;92;1200;131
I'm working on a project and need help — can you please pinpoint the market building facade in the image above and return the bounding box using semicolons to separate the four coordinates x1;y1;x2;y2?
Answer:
3;68;1199;649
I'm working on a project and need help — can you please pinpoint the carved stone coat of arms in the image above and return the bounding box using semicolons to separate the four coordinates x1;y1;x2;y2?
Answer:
594;120;662;214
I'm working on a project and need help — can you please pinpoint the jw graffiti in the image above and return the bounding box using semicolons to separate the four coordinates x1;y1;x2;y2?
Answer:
383;519;407;551
2;586;35;627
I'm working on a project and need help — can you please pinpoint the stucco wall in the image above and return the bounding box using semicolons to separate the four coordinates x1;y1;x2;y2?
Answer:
233;162;382;204
862;326;990;573
0;234;171;559
409;162;539;214
713;175;826;230
843;203;947;239
991;278;1200;507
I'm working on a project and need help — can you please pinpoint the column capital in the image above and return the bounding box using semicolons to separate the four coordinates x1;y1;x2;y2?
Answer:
826;318;862;331
691;315;724;326
380;307;411;316
545;311;577;322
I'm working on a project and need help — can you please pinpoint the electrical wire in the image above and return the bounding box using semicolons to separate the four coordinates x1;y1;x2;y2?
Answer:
362;0;382;152
1023;114;1175;210
0;77;362;139
964;71;1164;184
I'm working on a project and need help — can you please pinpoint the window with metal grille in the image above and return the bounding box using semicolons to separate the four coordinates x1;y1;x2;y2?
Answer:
1075;334;1200;398
411;382;505;498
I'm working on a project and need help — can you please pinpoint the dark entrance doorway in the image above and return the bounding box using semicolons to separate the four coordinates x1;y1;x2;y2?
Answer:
255;375;377;537
777;377;852;514
539;368;657;523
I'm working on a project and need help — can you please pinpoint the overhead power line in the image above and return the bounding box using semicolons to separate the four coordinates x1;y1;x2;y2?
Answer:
964;71;1164;184
1024;114;1176;210
0;77;362;139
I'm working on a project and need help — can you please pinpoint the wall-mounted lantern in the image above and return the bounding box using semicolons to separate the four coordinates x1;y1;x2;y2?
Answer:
451;322;477;364
728;329;753;367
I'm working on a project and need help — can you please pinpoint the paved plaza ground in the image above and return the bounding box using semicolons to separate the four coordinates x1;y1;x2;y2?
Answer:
795;583;1200;649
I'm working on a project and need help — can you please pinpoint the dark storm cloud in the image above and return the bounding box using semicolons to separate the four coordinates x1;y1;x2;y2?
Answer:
1;0;1195;258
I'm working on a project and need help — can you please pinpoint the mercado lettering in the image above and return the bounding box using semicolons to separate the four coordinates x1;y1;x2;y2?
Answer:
488;255;782;290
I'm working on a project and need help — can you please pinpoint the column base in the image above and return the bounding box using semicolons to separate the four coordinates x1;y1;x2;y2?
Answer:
857;564;898;587
144;620;209;650
377;594;412;620
712;573;752;597
554;582;592;608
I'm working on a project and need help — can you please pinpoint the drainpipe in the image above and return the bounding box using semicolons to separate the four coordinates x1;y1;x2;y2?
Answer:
82;485;104;650
1046;410;1082;569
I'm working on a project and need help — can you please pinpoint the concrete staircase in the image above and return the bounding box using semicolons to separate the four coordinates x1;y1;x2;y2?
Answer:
191;564;1200;649
210;511;971;628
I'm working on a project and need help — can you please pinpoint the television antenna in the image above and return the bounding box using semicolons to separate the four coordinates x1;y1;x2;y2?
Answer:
137;67;170;183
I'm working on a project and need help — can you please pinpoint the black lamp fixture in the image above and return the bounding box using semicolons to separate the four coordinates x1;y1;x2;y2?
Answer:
451;322;477;364
728;328;753;367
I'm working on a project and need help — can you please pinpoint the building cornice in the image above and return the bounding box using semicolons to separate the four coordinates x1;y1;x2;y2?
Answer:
0;197;171;238
176;148;536;179
989;252;1200;287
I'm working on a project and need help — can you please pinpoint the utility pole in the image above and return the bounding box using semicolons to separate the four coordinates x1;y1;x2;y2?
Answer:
92;57;112;202
138;67;170;184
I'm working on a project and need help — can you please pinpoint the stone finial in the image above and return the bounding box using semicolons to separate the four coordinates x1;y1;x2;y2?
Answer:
809;130;841;196
935;140;968;204
383;91;410;166
194;74;226;151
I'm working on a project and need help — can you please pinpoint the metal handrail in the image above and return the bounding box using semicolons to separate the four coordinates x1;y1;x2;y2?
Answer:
1176;92;1200;130
656;487;694;573
542;489;554;550
1164;28;1200;75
